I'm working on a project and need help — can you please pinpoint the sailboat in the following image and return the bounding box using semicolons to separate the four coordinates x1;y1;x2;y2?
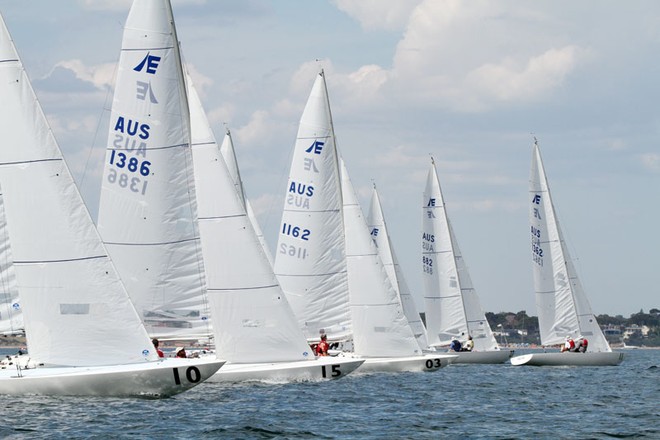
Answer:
274;71;455;372
97;0;213;343
422;158;513;364
186;74;363;381
510;140;624;366
367;184;429;350
0;9;223;396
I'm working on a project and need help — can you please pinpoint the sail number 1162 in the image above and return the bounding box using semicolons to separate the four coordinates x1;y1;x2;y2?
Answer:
281;223;311;241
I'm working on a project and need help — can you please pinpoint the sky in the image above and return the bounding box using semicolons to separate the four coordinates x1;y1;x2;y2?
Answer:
1;0;657;317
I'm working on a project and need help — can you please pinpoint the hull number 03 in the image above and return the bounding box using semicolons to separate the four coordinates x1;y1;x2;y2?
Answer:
172;366;201;385
425;358;443;369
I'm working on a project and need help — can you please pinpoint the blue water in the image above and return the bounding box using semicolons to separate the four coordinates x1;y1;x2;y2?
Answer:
0;348;657;439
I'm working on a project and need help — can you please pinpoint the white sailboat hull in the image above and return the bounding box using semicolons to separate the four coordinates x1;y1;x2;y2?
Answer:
356;354;457;373
510;352;624;367
207;357;364;383
0;358;224;397
443;350;514;364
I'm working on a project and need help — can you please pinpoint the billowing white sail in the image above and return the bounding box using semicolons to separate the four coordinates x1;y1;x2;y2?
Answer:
97;0;211;340
188;74;313;363
530;141;610;352
273;71;351;341
219;129;273;264
0;11;158;366
341;160;421;357
0;187;22;336
367;185;429;349
422;159;499;351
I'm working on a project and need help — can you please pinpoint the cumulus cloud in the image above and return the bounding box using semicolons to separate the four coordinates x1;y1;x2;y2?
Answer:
324;0;585;113
640;153;660;172
331;0;421;31
54;59;116;90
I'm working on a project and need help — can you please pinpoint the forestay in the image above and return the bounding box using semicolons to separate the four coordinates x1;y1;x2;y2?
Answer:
341;159;421;357
367;185;429;349
0;187;22;336
97;0;211;340
0;12;157;366
422;160;499;351
530;142;610;352
188;75;313;363
274;71;351;341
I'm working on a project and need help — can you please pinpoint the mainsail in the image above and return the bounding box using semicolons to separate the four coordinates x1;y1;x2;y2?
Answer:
273;71;351;341
97;0;211;340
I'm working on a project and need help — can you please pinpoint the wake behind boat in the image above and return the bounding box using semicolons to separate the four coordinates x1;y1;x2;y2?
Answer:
510;140;623;367
0;6;223;397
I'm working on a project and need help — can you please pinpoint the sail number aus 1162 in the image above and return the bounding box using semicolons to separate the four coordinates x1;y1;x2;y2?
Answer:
281;223;310;241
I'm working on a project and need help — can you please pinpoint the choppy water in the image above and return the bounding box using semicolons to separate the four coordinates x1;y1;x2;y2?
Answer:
0;348;657;439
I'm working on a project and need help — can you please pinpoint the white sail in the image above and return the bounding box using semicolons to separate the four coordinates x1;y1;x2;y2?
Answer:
97;0;211;340
187;74;313;363
530;141;611;352
0;11;158;367
422;160;499;351
0;187;22;336
341;160;421;357
367;185;429;349
273;71;351;341
219;129;273;264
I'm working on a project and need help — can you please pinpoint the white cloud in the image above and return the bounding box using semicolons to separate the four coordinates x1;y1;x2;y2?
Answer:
327;0;585;112
54;59;116;90
235;110;276;147
331;0;421;31
640;153;660;172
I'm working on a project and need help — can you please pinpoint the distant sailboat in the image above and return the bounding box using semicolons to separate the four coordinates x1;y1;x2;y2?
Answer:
97;0;212;342
274;71;455;372
0;8;222;396
421;158;512;364
510;140;624;366
187;74;363;381
367;184;429;350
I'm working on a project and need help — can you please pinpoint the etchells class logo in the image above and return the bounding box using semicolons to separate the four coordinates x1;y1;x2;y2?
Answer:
133;52;161;103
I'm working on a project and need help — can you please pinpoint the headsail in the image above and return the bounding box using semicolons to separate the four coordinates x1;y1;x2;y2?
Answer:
97;0;211;340
188;74;313;363
0;11;157;366
341;160;421;357
530;141;610;352
273;71;351;341
367;185;429;349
